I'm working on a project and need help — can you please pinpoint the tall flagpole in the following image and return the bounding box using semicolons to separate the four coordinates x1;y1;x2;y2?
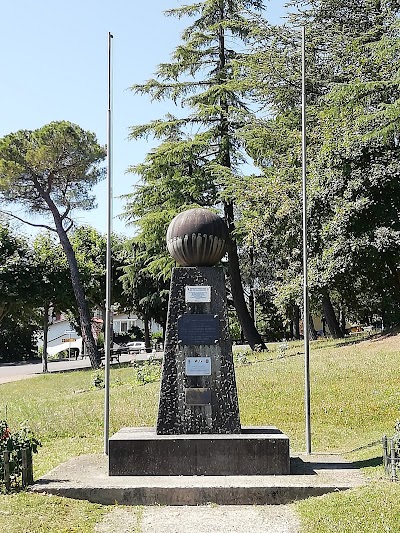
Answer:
104;31;113;455
302;25;311;455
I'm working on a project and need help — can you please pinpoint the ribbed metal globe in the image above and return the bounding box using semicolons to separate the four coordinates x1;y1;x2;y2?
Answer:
166;208;229;267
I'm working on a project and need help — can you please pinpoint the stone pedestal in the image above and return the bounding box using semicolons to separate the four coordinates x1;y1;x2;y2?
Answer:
109;262;291;477
157;266;241;435
109;427;290;476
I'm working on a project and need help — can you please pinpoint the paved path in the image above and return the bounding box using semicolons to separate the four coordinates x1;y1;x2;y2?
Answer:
0;353;160;384
95;505;300;532
0;358;98;383
1;346;248;385
32;452;365;533
141;505;300;533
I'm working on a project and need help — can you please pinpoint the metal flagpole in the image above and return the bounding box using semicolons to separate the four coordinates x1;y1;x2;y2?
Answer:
302;25;312;454
104;31;114;455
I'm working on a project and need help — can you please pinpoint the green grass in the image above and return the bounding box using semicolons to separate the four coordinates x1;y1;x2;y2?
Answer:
237;334;399;453
0;333;399;532
0;492;111;533
1;365;159;476
297;482;400;532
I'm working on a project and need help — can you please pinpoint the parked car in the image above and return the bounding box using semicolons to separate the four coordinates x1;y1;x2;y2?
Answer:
126;341;146;353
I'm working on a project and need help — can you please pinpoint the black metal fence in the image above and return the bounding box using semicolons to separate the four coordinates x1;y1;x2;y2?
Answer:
1;448;34;491
382;435;400;481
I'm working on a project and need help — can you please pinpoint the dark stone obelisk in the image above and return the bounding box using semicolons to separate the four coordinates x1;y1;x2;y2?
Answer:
157;208;241;434
109;207;291;476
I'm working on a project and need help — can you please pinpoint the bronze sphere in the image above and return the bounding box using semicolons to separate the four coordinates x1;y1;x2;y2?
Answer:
166;208;229;267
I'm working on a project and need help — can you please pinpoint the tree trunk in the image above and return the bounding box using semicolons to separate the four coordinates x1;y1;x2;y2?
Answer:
214;20;265;351
144;316;151;350
340;307;346;335
321;290;344;339
224;202;266;350
42;303;49;373
249;288;255;324
0;303;11;325
386;258;400;303
42;194;100;369
309;314;318;340
248;247;256;325
292;304;301;340
289;318;294;339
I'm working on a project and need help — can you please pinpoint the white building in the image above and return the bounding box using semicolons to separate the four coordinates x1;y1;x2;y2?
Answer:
39;311;162;358
112;313;162;336
37;314;81;358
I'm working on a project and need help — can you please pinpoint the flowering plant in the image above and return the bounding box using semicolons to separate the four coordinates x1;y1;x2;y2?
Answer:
0;420;41;490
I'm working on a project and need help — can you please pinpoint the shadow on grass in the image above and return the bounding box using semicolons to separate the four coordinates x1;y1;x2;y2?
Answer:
290;455;382;475
351;456;382;469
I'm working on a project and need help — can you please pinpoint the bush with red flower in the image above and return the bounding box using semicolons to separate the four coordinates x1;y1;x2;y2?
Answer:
0;420;41;490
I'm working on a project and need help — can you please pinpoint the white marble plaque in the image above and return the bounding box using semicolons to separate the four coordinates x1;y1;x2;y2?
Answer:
185;357;212;376
185;285;211;303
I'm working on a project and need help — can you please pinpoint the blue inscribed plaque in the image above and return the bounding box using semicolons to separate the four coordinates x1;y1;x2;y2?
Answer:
178;314;219;345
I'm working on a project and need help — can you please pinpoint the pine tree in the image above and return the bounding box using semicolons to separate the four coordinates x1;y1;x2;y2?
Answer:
124;0;267;348
238;0;400;332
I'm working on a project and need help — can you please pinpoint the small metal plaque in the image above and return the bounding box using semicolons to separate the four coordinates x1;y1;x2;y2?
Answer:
185;388;211;405
185;285;211;303
178;314;219;345
185;357;211;376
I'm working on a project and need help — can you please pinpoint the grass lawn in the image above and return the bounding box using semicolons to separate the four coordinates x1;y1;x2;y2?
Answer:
1;332;399;532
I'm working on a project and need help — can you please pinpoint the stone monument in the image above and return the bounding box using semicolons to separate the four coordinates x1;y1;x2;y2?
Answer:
109;208;290;476
158;207;240;435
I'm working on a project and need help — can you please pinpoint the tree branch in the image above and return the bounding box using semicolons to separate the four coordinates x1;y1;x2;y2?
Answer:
0;210;56;232
60;204;71;221
63;217;74;233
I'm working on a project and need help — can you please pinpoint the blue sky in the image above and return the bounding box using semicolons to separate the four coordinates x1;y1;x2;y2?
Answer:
1;0;286;237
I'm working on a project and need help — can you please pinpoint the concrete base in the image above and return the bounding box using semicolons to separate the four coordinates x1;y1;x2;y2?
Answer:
30;453;366;506
109;426;290;476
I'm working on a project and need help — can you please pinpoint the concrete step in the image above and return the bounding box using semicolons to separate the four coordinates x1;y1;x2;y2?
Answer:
30;453;365;506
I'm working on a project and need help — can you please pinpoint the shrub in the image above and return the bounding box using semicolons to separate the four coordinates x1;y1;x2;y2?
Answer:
92;371;105;389
134;359;162;385
0;420;41;490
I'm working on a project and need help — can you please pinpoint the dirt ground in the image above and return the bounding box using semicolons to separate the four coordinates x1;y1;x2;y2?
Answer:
95;504;301;533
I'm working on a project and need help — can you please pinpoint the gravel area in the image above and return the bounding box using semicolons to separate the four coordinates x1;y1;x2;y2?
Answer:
141;505;300;533
95;504;300;533
95;507;140;532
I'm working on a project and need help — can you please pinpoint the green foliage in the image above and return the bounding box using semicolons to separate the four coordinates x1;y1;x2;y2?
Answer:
229;314;242;341
96;331;105;349
133;358;162;385
0;316;38;363
0;224;41;325
33;232;74;309
0;122;107;369
232;0;400;332
91;371;104;389
0;420;41;490
120;240;169;330
0;121;106;216
70;226;128;314
124;0;268;348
